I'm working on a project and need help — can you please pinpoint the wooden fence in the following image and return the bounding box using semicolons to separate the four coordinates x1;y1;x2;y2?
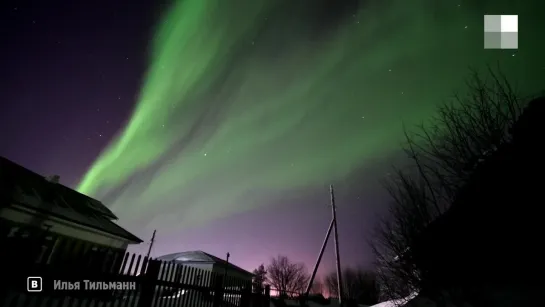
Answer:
0;236;271;307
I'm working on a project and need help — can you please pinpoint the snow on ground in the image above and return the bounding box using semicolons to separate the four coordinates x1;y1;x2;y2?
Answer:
269;293;419;307
278;299;369;307
370;292;418;307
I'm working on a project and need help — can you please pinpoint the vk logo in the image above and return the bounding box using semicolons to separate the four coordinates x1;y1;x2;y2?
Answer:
27;277;42;292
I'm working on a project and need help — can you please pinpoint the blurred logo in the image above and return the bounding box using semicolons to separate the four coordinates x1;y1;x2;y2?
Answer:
484;15;518;49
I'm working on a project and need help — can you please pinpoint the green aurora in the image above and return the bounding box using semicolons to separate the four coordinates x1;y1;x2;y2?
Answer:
77;0;544;231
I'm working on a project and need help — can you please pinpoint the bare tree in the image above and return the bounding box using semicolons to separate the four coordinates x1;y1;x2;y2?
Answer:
325;267;380;305
266;255;310;297
370;67;524;301
324;272;337;298
310;278;324;295
252;264;267;293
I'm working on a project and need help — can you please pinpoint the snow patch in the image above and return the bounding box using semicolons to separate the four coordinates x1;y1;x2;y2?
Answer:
370;292;418;307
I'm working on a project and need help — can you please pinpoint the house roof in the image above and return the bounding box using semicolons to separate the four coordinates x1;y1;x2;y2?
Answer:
0;156;143;244
156;251;254;277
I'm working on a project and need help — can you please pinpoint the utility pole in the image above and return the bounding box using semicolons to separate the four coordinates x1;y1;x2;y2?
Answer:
331;185;344;307
142;230;156;274
304;185;344;306
145;230;156;260
304;219;334;296
225;252;231;276
224;252;230;287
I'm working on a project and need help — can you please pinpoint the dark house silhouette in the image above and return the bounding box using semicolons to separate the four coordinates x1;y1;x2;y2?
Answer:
411;97;545;304
0;156;142;269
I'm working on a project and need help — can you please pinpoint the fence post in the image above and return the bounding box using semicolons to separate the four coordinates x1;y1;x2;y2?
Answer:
264;285;271;307
240;281;252;307
137;258;160;307
212;275;224;307
299;291;306;307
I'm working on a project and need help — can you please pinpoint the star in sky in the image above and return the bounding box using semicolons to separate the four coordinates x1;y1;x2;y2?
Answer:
2;0;543;276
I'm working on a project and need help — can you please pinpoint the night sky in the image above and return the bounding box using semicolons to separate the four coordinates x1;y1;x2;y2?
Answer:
1;0;544;279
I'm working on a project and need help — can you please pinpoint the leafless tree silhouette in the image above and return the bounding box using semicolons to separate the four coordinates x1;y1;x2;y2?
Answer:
266;255;310;297
252;263;267;293
371;67;524;301
325;267;379;305
310;279;324;295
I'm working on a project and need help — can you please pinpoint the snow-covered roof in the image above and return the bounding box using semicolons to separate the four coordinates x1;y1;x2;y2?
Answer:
156;251;253;277
0;156;142;243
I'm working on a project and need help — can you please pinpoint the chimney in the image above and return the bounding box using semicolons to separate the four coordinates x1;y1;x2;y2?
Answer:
47;175;60;184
